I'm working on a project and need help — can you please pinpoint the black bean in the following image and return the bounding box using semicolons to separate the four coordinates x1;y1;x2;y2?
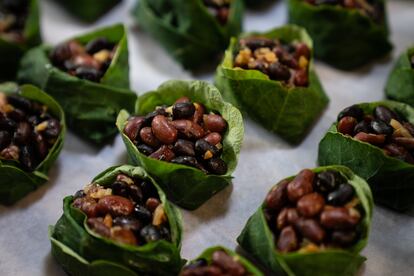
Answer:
8;109;26;122
144;107;167;125
0;116;16;130
331;231;357;246
134;205;152;223
337;105;364;122
75;67;101;82
173;139;195;156
172;102;195;119
111;181;130;198
195;139;219;158
7;95;31;111
129;184;143;203
20;145;36;170
140;180;159;199
140;225;162;243
34;132;48;159
268;62;291;81
159;225;171;241
370;119;393;135
206;158;227;175
113;216;142;232
241;37;275;50
327;183;355;206
171;156;199;168
374;106;399;123
315;170;342;194
354;120;371;134
137;144;154;155
73;190;86;199
85;37;113;54
14;121;31;144
27;115;41;126
0;131;11;150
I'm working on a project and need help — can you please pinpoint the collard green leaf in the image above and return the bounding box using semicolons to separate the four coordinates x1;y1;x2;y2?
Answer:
0;0;41;80
116;80;244;210
385;47;414;106
318;100;414;211
215;25;328;144
133;0;244;70
17;24;136;144
50;165;183;276
0;84;66;205
287;0;392;70
237;166;373;276
53;0;122;22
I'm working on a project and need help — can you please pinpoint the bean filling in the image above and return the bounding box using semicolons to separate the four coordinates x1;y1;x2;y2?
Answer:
0;0;29;43
304;0;384;23
0;92;61;171
124;97;228;175
202;0;231;25
50;37;117;83
72;173;171;246
233;37;311;87
337;105;414;164
264;169;362;253
181;250;248;276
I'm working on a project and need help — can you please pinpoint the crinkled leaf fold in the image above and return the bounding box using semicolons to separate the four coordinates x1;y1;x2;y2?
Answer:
50;165;183;276
237;166;373;276
287;0;392;70
0;84;66;205
318;100;414;211
215;25;328;144
17;24;136;144
132;0;244;69
116;80;244;210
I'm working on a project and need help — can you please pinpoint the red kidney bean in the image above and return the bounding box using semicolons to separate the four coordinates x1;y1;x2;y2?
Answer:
331;230;357;246
73;197;99;217
393;137;414;149
354;132;385;145
277;207;299;229
192;103;205;124
110;227;137;245
145;197;161;212
140;127;160;147
320;207;360;230
295;42;311;59
171;120;204;140
337;116;357;136
203;114;227;133
203;132;222;145
151;115;178;144
149;145;175;161
124;116;145;142
294;69;309;86
277;226;298;253
265;179;289;211
212;250;246;275
296;218;326;243
97;195;134;217
287;169;314;202
297;192;325;217
87;218;110;237
174;96;190;104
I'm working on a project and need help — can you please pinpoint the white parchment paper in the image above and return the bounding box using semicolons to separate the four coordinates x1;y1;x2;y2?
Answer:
0;0;413;275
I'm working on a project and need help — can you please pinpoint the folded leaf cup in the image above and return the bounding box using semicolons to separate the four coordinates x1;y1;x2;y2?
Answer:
319;101;414;211
49;165;183;276
215;25;328;144
117;80;244;210
18;24;136;144
385;46;414;106
133;0;244;70
0;83;65;205
237;166;373;276
180;246;263;275
287;0;392;70
0;0;41;80
53;0;122;23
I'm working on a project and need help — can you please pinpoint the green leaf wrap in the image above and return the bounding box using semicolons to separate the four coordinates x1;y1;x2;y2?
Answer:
132;0;244;70
237;166;373;276
0;0;41;80
0;84;66;205
215;25;328;144
53;0;122;22
385;47;414;106
318;101;414;211
17;24;136;144
184;246;264;275
116;80;244;210
50;165;183;276
287;0;392;70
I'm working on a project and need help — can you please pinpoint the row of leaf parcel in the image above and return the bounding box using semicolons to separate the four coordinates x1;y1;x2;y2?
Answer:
1;0;414;275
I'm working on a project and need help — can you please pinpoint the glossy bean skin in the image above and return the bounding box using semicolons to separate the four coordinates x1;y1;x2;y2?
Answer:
151;115;178;144
277;226;298;253
287;169;314;202
320;207;360;230
97;195;134;217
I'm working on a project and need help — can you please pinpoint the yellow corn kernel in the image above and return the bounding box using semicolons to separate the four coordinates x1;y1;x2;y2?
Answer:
299;55;309;69
152;205;167;226
204;150;213;160
35;121;48;132
93;50;111;63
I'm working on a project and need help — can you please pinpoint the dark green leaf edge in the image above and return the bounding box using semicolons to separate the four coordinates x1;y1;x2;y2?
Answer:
237;165;373;276
116;80;244;210
0;84;66;205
